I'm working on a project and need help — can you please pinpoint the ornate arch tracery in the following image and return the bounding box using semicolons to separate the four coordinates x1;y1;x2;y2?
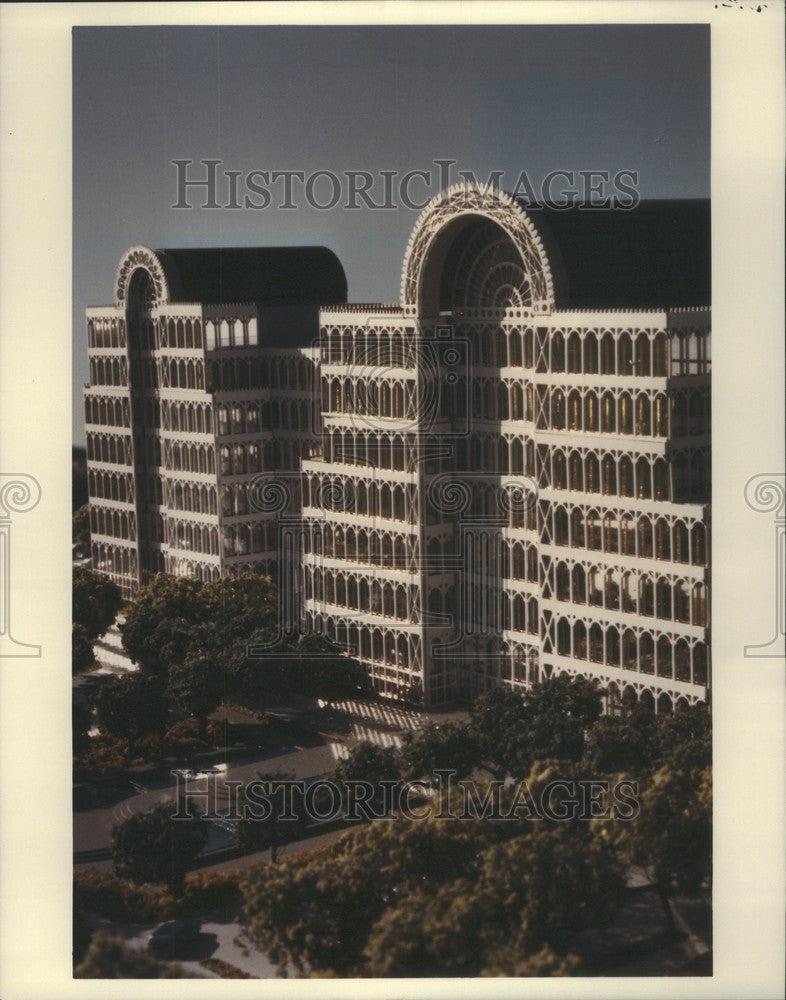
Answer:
400;185;555;316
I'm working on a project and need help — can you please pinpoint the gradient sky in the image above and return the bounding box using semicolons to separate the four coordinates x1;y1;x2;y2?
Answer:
73;23;709;443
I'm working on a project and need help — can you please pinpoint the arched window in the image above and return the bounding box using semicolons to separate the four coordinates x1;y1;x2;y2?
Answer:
617;333;633;375
602;455;616;496
567;332;581;373
636;457;652;499
600;333;615;375
571;563;586;603
635;333;651;376
551;332;565;372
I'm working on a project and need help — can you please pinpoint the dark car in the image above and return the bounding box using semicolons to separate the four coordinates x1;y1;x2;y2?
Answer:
147;917;201;957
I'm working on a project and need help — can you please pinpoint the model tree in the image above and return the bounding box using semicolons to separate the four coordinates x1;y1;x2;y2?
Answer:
111;800;208;898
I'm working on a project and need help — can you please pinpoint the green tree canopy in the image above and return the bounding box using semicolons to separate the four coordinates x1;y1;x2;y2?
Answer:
168;654;227;730
73;566;122;641
656;701;712;771
242;797;625;978
470;676;604;778
111;800;208;898
93;673;170;740
233;771;309;863
120;574;208;674
397;720;481;783
331;741;401;816
72;623;96;674
363;822;622;977
626;762;712;935
582;702;661;777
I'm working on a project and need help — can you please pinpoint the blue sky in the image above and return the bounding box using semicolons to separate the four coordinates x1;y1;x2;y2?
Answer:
73;23;709;443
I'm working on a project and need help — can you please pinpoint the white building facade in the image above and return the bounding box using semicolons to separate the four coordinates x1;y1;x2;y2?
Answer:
84;185;711;710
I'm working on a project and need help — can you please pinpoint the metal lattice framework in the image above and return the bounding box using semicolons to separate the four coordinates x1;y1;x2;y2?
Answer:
400;185;555;315
115;245;170;307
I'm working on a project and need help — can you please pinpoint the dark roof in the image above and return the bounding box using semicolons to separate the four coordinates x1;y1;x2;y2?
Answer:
526;199;710;309
153;246;347;308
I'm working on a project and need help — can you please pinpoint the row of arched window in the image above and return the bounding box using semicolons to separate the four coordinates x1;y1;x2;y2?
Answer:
91;541;137;599
206;359;264;392
322;326;414;369
90;506;135;541
506;593;541;635
164;401;213;434
89;357;128;387
167;442;215;475
220;522;276;557
168;559;221;583
553;618;709;685
88;469;133;503
307;569;417;623
549;561;707;626
169;520;220;556
85;395;131;429
507;541;540;583
323;376;416;421
304;524;416;566
321;431;417;472
127;316;204;352
264;353;314;389
164;359;205;390
544;447;670;501
311;614;418;675
169;481;217;515
216;440;306;477
305;476;416;524
87;317;125;349
453;323;671;377
216;399;312;436
545;504;708;565
204;354;314;394
536;386;669;437
86;432;131;466
220;482;301;518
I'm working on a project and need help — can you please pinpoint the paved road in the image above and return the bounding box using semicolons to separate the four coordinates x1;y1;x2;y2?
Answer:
74;742;344;867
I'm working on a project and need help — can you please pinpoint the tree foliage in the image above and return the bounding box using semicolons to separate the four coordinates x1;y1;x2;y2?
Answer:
242;796;624;978
331;741;401;815
73;566;122;640
169;654;226;729
238;672;712;978
72;623;96;674
583;703;661;777
93;672;170;739
111;800;208;898
120;574;208;674
629;763;712;895
72;503;91;548
398;720;480;782
120;572;363;715
233;771;309;862
470;675;604;778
